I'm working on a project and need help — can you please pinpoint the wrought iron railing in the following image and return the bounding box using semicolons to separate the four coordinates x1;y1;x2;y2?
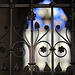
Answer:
0;0;75;75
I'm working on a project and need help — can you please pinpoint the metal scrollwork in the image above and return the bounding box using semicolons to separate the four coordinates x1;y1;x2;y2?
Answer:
12;25;31;58
55;25;70;44
24;65;30;75
0;0;75;75
0;26;10;58
54;41;68;58
14;26;30;48
12;41;26;58
34;25;49;46
0;43;10;58
0;49;10;58
53;25;71;58
13;63;20;72
0;26;9;41
33;24;51;57
33;65;40;72
33;24;71;58
44;62;51;71
0;46;6;53
55;62;62;72
37;41;51;57
66;66;73;75
0;26;27;58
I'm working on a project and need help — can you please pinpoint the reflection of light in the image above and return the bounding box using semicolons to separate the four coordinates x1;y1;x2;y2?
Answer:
28;0;67;30
54;18;66;30
54;8;60;18
60;9;68;21
44;20;51;29
41;0;51;4
35;8;47;18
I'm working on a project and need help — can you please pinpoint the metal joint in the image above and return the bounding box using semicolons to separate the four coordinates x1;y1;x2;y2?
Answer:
28;63;36;65
49;2;55;7
29;3;35;8
9;2;15;8
50;47;56;51
28;12;36;20
70;1;74;8
9;49;13;51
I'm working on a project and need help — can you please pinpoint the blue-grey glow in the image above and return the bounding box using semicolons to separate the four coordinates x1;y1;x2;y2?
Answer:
27;0;67;30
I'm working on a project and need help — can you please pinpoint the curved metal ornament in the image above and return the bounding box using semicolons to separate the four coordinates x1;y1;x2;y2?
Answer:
34;26;52;57
0;28;10;58
54;41;69;58
54;25;71;58
12;41;26;58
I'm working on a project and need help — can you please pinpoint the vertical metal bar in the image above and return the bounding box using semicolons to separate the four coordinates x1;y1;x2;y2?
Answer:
71;0;74;48
30;0;34;75
10;0;13;75
30;5;34;66
51;0;54;75
71;1;75;75
30;12;34;75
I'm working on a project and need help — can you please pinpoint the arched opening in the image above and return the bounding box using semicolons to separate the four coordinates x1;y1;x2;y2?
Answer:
23;0;71;71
